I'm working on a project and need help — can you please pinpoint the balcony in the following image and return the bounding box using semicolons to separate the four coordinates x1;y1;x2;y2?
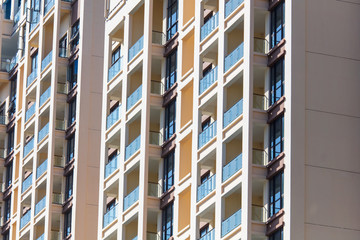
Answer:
201;12;219;41
51;231;62;240
152;31;166;45
125;135;141;160
221;209;241;237
223;99;243;127
40;87;51;107
1;54;18;73
103;203;118;228
127;85;142;110
38;123;50;142
54;156;65;167
199;228;215;240
197;174;216;202
128;36;144;62
149;131;162;146
107;105;121;129
222;153;242;182
20;210;31;229
252;205;267;222
25;104;36;122
150;80;163;95
41;50;53;72
124;186;139;210
52;193;63;205
253;149;267;166
105;154;119;178
225;0;244;18
44;0;55;15
108;56;123;82
254;37;269;54
30;10;40;32
24;138;35;157
35;196;46;215
27;70;38;87
224;43;244;72
22;173;33;193
199;66;218;94
148;182;161;197
199;121;217;149
36;159;48;179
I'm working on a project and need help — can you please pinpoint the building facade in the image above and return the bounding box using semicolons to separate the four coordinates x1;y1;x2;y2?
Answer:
0;0;104;239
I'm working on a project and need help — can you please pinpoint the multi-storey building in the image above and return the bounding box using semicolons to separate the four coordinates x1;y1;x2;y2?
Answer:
98;0;360;240
0;0;104;239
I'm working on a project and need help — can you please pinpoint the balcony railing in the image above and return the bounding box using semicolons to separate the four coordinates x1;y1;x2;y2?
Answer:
44;0;54;14
253;94;268;110
27;70;38;87
124;186;139;210
199;228;215;240
103;203;118;228
108;56;123;82
221;209;241;237
30;9;40;32
105;154;119;178
36;159;48;179
52;193;63;204
252;149;268;166
198;121;217;149
50;231;62;240
254;37;269;54
1;54;18;72
41;50;53;72
107;105;121;129
152;31;166;45
199;66;218;94
54;156;65;167
125;135;141;160
147;232;161;240
223;99;243;127
148;182;161;197
57;82;68;94
20;210;31;229
222;153;242;182
35;196;46;215
22;173;33;193
38;123;50;142
127;85;142;110
149;131;162;146
201;12;219;41
25;103;36;122
24;138;35;157
40;87;51;107
151;80;163;95
252;205;267;222
36;234;45;240
224;43;244;72
197;174;216;201
128;36;144;62
225;0;244;18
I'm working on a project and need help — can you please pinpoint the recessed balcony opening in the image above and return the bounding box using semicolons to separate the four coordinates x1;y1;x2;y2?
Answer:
104;230;118;240
20;194;32;229
124;166;139;211
52;175;63;205
123;216;138;240
38;109;50;144
25;89;37;122
129;3;144;62
24;123;35;158
37;145;48;180
105;131;120;178
126;114;141;160
34;217;45;240
55;102;66;131
0;32;19;73
224;19;244;72
197;150;216;202
222;186;242;237
56;64;67;94
223;75;243;128
148;159;161;198
19;231;30;240
22;158;34;194
200;41;218;94
151;58;164;95
254;67;268;110
252;180;267;223
109;22;124;82
107;83;122;129
200;0;219;41
50;213;62;239
198;95;217;149
223;131;242;182
58;11;70;58
35;181;47;216
147;210;161;239
152;0;165;45
103;179;119;228
42;19;54;72
150;108;162;146
0;132;6;158
127;66;143;111
254;9;269;54
39;76;51;108
197;204;215;240
54;138;65;168
253;124;268;166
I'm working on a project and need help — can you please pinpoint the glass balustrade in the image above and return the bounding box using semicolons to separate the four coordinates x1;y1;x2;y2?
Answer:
198;121;217;149
223;99;243;127
222;153;242;182
125;135;141;160
199;66;218;94
123;186;139;210
197;174;216;201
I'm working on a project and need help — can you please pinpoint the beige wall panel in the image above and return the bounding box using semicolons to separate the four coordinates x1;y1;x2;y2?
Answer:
305;221;360;240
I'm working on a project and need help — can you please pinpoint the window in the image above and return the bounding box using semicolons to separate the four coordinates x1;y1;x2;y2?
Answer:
164;100;176;141
111;47;121;66
270;58;284;105
165;50;177;90
3;231;9;240
269;115;284;161
167;0;178;40
68;99;76;126
65;171;73;200
199;224;210;237
31;51;38;72
70;20;80;51
64;209;72;237
0;103;5;124
201;117;211;131
162;203;173;240
68;59;78;89
8;79;17;119
270;1;285;48
7;128;14;154
3;0;11;19
269;172;283;217
59;35;67;58
163;151;174;193
4;198;11;222
66;135;75;163
200;171;210;184
106;199;116;212
5;162;13;188
269;227;283;240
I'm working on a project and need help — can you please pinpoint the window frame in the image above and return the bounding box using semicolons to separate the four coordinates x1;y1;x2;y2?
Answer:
65;171;73;200
163;151;174;193
164;100;176;141
64;209;72;237
270;58;284;106
270;1;285;49
5;162;13;188
269;115;284;161
4;198;11;222
68;98;76;126
166;0;178;40
68;59;78;90
269;227;283;240
269;171;284;218
165;50;177;91
162;203;173;240
111;47;121;66
66;135;75;163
